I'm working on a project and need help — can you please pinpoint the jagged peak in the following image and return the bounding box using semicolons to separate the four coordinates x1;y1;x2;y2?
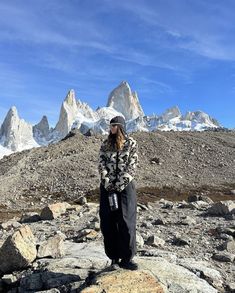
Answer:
77;99;89;108
119;80;130;87
41;115;48;121
107;81;144;120
64;89;76;106
162;105;181;116
115;80;132;93
8;106;19;117
36;115;49;126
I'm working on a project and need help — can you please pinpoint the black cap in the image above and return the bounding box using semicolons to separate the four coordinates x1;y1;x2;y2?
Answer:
110;116;126;133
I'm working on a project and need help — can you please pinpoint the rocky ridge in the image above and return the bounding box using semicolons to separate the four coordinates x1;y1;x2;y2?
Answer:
0;196;235;292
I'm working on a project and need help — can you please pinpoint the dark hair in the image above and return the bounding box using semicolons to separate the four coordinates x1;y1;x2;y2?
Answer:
107;125;126;151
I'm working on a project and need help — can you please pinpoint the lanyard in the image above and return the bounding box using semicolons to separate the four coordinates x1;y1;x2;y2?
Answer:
115;150;119;183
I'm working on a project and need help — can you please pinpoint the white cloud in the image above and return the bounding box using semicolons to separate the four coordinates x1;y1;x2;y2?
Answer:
107;0;235;61
0;2;112;52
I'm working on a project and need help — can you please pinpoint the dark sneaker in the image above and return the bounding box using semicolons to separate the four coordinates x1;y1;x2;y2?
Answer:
120;259;138;270
108;259;120;271
111;259;120;265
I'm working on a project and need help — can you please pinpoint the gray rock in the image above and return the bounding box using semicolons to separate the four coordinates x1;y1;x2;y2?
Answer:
159;199;174;209
222;239;235;253
207;200;235;216
75;196;87;205
177;200;191;209
188;194;213;204
90;221;100;231
20;212;41;223
138;249;177;262
141;221;153;229
40;202;71;220
0;225;37;273
138;257;217;293
146;235;165;247
200;196;214;204
136;232;144;248
189;201;210;210
75;229;99;242
37;234;65;258
177;258;223;289
0;220;21;230
212;252;235;262
137;203;149;210
172;235;191;246
36;241;109;272
226;282;235;292
19;270;82;291
216;226;235;237
2;274;17;285
179;216;197;225
152;218;166;225
188;194;201;202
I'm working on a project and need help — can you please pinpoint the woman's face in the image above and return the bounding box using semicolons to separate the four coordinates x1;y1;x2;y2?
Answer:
110;124;118;134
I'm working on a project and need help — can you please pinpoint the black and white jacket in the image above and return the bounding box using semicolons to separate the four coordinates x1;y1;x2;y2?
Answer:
98;136;138;192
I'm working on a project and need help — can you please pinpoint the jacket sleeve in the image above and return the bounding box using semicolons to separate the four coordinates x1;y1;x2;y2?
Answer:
115;138;139;192
98;142;115;192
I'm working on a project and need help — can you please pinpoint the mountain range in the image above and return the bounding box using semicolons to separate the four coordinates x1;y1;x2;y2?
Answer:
0;81;221;159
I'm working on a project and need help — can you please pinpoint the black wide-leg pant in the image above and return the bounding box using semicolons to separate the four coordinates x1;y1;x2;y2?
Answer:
99;180;137;261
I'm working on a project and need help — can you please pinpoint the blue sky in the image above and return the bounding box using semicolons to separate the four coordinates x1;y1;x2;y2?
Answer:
0;0;235;128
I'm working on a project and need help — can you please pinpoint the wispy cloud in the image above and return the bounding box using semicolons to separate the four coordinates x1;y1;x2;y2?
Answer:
106;0;235;61
0;2;112;52
111;49;179;71
140;77;175;95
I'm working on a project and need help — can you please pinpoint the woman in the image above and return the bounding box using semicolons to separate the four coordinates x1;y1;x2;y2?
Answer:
98;116;139;271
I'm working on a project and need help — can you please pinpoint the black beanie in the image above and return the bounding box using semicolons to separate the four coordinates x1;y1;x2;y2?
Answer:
110;116;126;133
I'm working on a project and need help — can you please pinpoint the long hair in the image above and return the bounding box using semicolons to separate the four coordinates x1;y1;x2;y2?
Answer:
107;125;126;151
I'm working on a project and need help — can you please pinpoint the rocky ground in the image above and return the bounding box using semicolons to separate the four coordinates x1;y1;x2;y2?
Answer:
0;197;235;292
0;129;234;213
0;129;234;292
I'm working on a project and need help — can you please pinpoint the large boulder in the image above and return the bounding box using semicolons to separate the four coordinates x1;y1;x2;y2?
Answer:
206;201;235;216
81;270;165;293
37;234;65;259
40;202;71;220
0;225;37;273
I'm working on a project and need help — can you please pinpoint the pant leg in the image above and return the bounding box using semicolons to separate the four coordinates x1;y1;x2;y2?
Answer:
117;180;137;260
99;183;120;260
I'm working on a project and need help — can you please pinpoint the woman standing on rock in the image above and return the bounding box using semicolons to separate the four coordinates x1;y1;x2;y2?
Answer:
98;116;139;270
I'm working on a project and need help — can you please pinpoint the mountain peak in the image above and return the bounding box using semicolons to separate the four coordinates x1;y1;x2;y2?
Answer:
160;106;181;123
36;115;49;127
0;106;36;151
64;89;76;106
33;115;50;144
54;90;79;139
7;106;19;118
107;81;144;120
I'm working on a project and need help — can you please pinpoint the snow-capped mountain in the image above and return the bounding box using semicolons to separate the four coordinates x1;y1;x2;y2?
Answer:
107;81;144;120
33;115;51;145
0;106;39;153
0;81;222;159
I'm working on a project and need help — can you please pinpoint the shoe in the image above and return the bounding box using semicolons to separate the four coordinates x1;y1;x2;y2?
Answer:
108;259;120;271
120;259;138;270
111;259;120;265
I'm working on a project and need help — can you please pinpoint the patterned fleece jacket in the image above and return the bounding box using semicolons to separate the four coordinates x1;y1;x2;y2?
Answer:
98;136;138;192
